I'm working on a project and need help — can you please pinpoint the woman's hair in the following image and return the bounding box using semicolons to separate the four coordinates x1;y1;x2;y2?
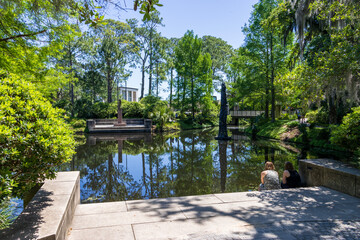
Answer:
284;161;294;171
264;161;275;170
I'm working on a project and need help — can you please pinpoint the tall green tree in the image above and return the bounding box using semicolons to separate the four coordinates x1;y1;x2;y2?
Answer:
127;18;151;100
230;0;292;121
95;20;134;103
286;0;360;123
201;36;234;84
127;12;163;99
146;12;163;96
152;35;169;97
174;30;214;121
165;38;178;107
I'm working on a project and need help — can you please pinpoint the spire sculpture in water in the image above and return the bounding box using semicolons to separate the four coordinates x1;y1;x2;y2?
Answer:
215;82;231;140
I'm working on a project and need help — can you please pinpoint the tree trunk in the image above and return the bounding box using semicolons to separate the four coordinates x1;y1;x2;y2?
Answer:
91;73;96;103
140;57;146;99
148;29;153;96
156;61;159;97
182;77;186;114
270;33;275;122
170;68;173;107
191;75;195;121
176;76;180;107
68;44;74;117
329;89;337;124
265;86;269;119
107;71;112;103
265;38;270;119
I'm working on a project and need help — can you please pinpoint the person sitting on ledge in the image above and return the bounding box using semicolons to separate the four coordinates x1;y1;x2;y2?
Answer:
281;161;301;189
259;161;281;191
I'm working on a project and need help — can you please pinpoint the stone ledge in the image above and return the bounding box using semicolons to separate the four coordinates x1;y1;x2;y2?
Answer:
1;171;80;240
299;159;360;198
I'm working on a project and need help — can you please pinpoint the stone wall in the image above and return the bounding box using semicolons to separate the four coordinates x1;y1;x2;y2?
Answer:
299;159;360;198
0;172;80;240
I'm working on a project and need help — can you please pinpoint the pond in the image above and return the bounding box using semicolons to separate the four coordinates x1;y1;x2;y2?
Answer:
59;127;355;203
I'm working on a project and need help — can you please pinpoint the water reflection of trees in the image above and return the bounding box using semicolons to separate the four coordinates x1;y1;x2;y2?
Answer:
64;129;301;203
173;129;216;197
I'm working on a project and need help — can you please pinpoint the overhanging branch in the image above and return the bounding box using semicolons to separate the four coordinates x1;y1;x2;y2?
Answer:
0;29;47;42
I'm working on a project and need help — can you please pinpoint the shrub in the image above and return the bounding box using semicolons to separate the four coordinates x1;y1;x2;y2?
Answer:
285;120;300;129
91;101;117;119
122;101;145;118
73;98;93;119
306;107;328;125
279;113;292;120
305;110;317;124
226;115;232;125
149;104;174;131
317;128;330;140
0;74;75;200
194;108;219;126
237;118;249;126
330;107;360;149
140;95;163;118
70;119;86;128
53;99;71;116
298;123;308;143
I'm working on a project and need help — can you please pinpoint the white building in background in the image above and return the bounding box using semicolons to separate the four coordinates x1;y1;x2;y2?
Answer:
119;87;138;102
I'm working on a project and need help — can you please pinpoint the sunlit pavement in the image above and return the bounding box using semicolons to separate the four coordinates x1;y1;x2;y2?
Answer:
66;187;360;240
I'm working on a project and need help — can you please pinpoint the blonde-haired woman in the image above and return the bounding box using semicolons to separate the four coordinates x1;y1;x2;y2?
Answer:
258;162;281;191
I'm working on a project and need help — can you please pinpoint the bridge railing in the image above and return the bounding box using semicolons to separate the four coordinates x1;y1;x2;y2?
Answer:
230;110;265;117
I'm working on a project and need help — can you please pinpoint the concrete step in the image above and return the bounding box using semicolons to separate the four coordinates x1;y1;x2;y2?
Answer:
66;187;360;240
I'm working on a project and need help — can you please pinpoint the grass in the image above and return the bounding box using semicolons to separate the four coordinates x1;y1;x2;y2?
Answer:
245;120;289;139
247;119;348;152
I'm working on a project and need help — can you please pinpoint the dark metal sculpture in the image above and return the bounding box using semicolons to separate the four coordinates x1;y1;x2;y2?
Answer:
215;83;231;140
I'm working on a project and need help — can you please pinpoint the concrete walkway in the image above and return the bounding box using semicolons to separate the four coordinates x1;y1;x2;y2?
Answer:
66;187;360;240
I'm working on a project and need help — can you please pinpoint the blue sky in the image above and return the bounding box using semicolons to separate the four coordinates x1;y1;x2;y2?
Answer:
106;0;259;100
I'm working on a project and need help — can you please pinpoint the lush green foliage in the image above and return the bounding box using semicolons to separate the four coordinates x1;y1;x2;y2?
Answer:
228;0;293;121
331;107;360;150
174;30;216;122
149;104;174;131
0;74;75;200
253;120;289;139
68;118;86;133
285;120;299;129
140;95;163;118
305;108;329;125
201;35;233;82
91;102;117;119
122;100;145;118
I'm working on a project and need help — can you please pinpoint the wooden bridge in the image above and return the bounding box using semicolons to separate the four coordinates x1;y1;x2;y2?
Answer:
230;110;265;118
229;109;286;125
229;110;265;125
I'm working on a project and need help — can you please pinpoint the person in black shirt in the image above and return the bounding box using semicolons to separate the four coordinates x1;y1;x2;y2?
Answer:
281;161;301;188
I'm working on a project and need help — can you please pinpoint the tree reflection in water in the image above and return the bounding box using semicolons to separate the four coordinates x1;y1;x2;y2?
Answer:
61;129;309;203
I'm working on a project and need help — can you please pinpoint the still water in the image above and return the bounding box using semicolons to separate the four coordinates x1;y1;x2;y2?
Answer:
61;127;354;204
